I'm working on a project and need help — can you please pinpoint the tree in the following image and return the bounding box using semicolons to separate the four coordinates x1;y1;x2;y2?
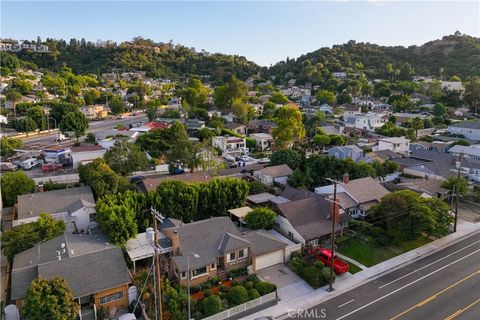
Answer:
96;204;138;244
244;207;277;229
146;104;158;122
104;140;148;176
313;134;331;148
1;171;35;207
203;295;222;316
24;277;79;320
27;106;47;130
272;105;305;149
0;137;23;156
464;77;480;114
153;181;199;222
5;88;22;117
315;90;336;105
231;99;250;124
78;158;130;198
109;95;126;115
59;111;89;142
336;92;352;105
399;62;414;81
16;117;37;135
410;117;424;139
270;149;304;170
269;92;289;104
433;103;447;118
83;88;100;105
441;176;468;195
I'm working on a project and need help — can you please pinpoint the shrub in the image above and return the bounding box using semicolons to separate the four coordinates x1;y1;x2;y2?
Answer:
232;280;241;287
248;288;260;300
255;282;276;295
201;282;212;290
244;281;254;290
220;284;228;293
203;295;222;316
244;207;277;229
246;274;260;284
190;285;201;293
290;251;302;261
209;276;221;285
227;285;249;305
314;261;325;270
204;289;213;297
221;299;230;310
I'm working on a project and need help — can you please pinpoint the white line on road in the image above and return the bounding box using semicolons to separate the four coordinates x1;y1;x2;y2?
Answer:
335;248;480;320
338;299;355;308
378;239;480;289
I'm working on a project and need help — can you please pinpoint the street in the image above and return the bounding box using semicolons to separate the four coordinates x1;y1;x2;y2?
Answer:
21;114;148;148
288;232;480;320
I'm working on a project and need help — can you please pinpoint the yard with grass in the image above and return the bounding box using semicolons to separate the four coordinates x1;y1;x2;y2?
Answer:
337;236;432;267
346;262;363;274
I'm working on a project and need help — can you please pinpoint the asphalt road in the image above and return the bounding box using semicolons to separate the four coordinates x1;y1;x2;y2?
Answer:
21;114;148;147
289;231;480;320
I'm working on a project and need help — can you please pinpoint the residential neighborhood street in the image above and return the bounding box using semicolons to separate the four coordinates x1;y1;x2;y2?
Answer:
288;231;480;320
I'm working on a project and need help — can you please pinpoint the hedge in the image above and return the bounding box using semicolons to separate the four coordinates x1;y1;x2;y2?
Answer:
227;285;249;306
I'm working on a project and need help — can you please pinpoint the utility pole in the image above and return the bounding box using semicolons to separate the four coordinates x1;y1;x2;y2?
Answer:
151;207;163;320
454;153;463;232
325;178;340;292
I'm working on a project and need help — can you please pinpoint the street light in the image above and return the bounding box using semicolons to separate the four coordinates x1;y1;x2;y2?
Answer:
454;154;463;232
187;252;200;320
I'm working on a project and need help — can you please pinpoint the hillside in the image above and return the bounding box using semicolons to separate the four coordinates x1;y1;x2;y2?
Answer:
266;33;480;83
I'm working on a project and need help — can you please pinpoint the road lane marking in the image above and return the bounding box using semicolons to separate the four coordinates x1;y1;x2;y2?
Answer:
335;249;480;320
444;298;480;320
389;270;479;320
379;239;480;289
338;299;355;308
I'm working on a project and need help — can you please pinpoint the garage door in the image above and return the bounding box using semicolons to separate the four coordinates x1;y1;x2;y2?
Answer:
255;250;284;271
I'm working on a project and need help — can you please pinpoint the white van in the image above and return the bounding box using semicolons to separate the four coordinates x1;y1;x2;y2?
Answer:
21;158;41;170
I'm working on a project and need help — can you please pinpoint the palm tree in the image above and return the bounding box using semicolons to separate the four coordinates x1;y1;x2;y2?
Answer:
5;89;22;118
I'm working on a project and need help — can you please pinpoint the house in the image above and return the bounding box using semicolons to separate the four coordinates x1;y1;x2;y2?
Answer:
70;145;106;168
448;145;480;160
341;104;361;117
447;121;480;141
80;105;108;120
328;145;363;161
14;186;97;233
332;72;348;80
441;81;464;92
212;136;248;156
130;121;170;133
396;179;450;199
185;119;206;132
250;133;274;151
365;150;402;163
254;164;293;186
315;175;390;218
0;115;7;124
319;104;333;114
409;141;453;153
247;119;277;134
392;113;430;125
319;125;343;136
344;113;386;131
225;122;246;135
373;137;410;155
274;196;342;246
280;185;317;201
164;217;288;286
11;232;130;315
137;172;213;193
96;129;139;150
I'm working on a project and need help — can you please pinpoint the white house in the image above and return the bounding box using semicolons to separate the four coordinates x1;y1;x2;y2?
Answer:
96;130;139;150
344;113;386;131
448;145;480;160
441;81;464;92
0;115;7;124
14;186;97;233
255;164;293;186
373;137;410;155
447;121;480;141
250;133;273;151
212;136;248;156
319;104;333;114
70;145;106;168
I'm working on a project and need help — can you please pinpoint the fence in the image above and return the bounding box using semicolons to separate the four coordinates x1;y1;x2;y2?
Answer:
203;291;277;320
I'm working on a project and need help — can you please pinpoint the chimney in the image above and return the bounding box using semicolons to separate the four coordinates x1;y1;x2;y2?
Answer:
328;200;340;223
342;173;350;184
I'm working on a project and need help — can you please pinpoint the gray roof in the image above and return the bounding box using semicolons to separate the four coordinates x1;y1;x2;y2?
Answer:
218;232;251;254
448;145;480;158
410;150;455;162
391;157;427;167
17;186;95;220
280;186;317;201
449;120;480;129
370;150;402;160
257;164;293;178
11;232;129;300
225;122;245;130
243;231;286;256
340;177;390;204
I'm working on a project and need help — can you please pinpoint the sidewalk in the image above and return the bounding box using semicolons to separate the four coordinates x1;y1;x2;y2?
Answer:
245;219;480;320
336;253;368;270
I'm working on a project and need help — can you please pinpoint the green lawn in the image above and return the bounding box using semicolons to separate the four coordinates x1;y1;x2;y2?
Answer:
347;262;363;274
338;236;432;267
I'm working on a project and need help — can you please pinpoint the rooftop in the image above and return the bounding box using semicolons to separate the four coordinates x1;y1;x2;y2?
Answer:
256;164;293;178
449;120;480;129
70;145;105;153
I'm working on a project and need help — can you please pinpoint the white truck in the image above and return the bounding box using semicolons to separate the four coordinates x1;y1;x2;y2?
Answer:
55;133;67;142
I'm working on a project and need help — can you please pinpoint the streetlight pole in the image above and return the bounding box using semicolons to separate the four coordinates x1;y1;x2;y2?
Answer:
454;153;463;232
149;207;164;320
186;252;199;320
325;178;340;292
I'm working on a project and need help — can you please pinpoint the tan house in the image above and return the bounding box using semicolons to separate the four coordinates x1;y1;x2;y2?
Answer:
80;104;108;119
164;217;288;286
11;232;130;315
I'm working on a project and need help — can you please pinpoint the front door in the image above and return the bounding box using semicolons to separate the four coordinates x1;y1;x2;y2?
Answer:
218;256;225;269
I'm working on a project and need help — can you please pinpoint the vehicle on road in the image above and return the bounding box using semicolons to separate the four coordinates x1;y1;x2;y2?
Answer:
41;163;64;172
0;162;18;172
129;175;145;183
21;158;42;170
310;247;349;274
172;168;185;175
55;133;67;142
117;115;125;119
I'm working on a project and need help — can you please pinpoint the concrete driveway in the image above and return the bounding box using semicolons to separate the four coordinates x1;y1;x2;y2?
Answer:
256;264;313;300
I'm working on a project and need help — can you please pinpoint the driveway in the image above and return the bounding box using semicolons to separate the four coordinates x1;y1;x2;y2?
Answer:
256;264;313;300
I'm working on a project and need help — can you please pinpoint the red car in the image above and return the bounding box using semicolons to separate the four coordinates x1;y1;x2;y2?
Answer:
41;163;64;172
309;247;349;274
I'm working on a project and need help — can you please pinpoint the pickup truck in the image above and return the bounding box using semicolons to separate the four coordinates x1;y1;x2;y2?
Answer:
309;247;349;274
41;163;64;172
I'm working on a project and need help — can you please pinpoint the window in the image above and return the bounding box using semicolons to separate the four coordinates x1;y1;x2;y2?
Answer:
288;231;294;239
228;252;236;262
192;267;208;277
99;291;124;305
238;249;246;259
210;263;216;270
181;271;186;279
89;213;96;222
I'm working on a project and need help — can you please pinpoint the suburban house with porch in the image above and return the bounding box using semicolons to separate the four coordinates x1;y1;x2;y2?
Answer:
254;164;293;186
11;232;130;316
163;217;290;286
315;175;390;219
212;136;248;156
14;186;97;234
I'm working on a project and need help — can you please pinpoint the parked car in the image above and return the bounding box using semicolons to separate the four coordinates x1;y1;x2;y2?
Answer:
55;133;67;142
21;158;41;170
129;175;145;183
0;162;18;172
41;163;64;172
173;168;185;175
309;247;349;274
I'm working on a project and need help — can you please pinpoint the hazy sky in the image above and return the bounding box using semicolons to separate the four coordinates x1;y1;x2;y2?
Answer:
1;1;479;66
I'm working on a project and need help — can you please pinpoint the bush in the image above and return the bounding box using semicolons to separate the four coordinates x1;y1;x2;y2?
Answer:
227;285;249;306
190;285;202;293
43;180;68;191
248;288;260;300
248;180;267;195
204;289;213;297
221;299;230;310
201;282;212;290
209;276;221;286
219;284;228;293
203;295;222;316
255;282;276;296
246;274;260;284
227;268;248;279
290;251;302;261
244;281;254;290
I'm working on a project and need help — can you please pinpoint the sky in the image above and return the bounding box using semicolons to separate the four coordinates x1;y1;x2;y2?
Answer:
1;1;479;66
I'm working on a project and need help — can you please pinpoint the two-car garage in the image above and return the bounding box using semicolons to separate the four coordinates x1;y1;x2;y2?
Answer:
253;250;285;271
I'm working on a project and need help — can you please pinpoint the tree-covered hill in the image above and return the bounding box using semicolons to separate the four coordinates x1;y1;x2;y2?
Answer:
266;33;480;84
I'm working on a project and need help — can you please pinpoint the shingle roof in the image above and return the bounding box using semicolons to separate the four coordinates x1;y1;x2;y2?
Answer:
16;186;95;220
340;177;390;204
276;197;340;241
449;120;480;129
243;231;286;256
280;186;317;201
11;232;129;300
448;145;480;157
218;232;251;254
257;164;293;178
